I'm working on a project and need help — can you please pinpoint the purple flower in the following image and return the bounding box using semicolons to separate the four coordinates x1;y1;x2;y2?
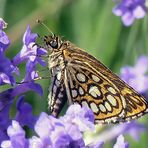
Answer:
0;18;7;29
12;26;37;65
10;26;47;95
15;96;37;128
0;91;37;145
1;121;29;148
29;136;52;148
2;105;91;147
113;0;147;26
113;135;129;148
0;52;18;85
13;83;43;96
0;18;18;85
0;89;14;111
93;121;145;145
125;122;145;141
61;104;95;132
30;112;58;147
120;55;148;93
0;88;41;144
87;141;104;148
31;105;94;147
0;19;47;146
1;99;144;148
50;121;85;148
0;18;10;52
0;89;13;142
12;26;47;95
30;114;84;148
0;94;26;143
12;26;47;66
23;60;39;82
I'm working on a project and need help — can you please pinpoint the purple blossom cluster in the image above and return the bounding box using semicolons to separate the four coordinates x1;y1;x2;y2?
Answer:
120;55;148;96
0;18;47;144
1;104;96;148
0;18;147;148
113;0;147;26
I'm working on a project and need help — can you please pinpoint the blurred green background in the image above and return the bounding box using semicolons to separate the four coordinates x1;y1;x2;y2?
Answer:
1;0;148;147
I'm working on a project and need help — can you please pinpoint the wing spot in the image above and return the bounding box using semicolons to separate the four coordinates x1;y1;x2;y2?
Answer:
131;115;137;119
121;95;126;109
137;113;143;117
106;95;117;107
71;89;78;98
104;101;112;112
79;86;85;95
99;104;107;113
107;87;117;94
131;96;144;105
90;102;99;113
82;101;89;108
91;74;101;82
89;86;101;98
76;73;87;83
119;110;125;118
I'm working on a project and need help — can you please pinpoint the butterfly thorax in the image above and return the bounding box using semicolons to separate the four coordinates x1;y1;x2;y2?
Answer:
46;36;70;76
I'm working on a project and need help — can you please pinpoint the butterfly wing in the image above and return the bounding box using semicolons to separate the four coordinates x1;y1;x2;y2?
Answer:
63;43;148;124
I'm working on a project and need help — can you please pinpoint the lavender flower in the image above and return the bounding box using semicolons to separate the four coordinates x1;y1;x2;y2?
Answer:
61;104;95;132
126;122;145;141
0;89;38;144
1;121;29;148
120;55;148;93
0;18;10;52
1;104;96;148
0;18;7;29
13;26;40;65
2;102;139;148
0;19;18;85
32;104;95;148
12;26;47;82
0;89;13;142
113;135;129;148
15;96;37;128
11;26;47;95
9;25;48;95
0;18;46;144
0;52;17;85
89;121;145;147
113;0;147;26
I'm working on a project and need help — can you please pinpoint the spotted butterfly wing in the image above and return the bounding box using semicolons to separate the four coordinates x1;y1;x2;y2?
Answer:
45;35;148;124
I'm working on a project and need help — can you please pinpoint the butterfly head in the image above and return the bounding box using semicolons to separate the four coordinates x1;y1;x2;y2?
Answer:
44;35;63;52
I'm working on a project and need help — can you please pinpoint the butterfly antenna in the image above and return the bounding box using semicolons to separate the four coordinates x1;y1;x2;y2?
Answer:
36;19;54;36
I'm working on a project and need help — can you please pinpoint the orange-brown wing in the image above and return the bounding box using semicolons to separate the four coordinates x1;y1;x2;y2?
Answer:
63;45;148;124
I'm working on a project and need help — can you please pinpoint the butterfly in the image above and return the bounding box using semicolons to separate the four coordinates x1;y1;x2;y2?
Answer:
43;34;148;124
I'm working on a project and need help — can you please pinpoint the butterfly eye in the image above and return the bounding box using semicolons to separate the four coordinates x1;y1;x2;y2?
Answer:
49;40;58;49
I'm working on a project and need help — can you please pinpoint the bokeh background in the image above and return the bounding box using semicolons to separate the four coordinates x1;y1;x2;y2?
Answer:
1;0;148;147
